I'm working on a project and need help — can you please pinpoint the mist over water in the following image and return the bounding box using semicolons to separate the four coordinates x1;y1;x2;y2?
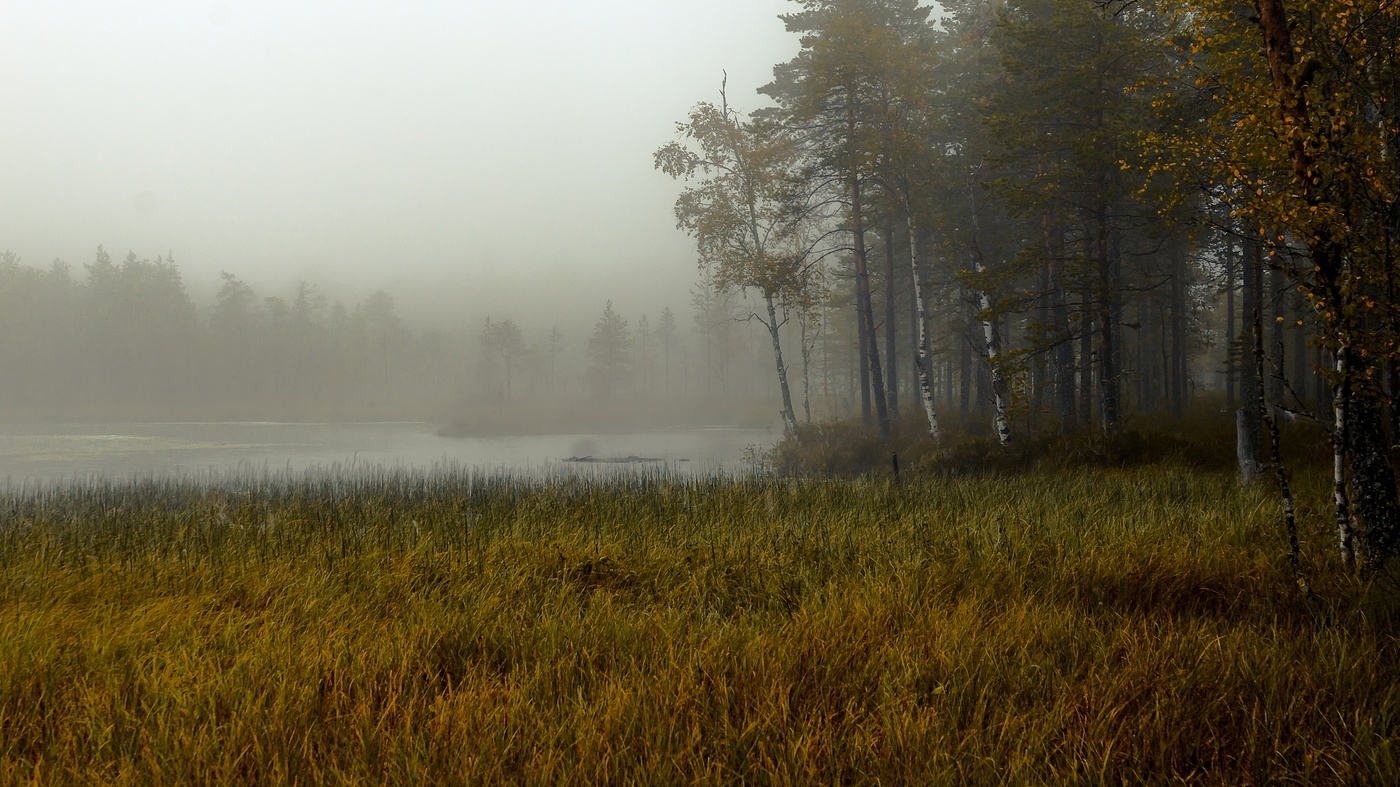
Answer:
0;422;776;485
0;2;808;478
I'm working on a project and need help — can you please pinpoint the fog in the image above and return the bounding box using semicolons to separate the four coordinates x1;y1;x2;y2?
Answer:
1;0;794;324
0;0;1313;489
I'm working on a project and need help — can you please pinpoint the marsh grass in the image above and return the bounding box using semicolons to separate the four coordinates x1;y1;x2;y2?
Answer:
0;465;1396;784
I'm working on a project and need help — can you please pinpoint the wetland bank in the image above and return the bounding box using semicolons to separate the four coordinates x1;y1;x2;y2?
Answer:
1;455;1397;783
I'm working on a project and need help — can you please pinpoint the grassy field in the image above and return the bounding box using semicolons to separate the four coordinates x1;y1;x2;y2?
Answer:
1;465;1396;784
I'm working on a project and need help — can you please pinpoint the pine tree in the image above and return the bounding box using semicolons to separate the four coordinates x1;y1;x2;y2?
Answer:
585;300;631;398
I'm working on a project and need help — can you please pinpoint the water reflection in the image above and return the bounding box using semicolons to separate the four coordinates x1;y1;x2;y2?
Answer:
0;422;776;484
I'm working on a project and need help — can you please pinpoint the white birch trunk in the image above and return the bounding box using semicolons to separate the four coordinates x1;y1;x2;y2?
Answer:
977;280;1012;445
1334;346;1355;568
967;164;1011;445
764;292;799;435
907;217;939;441
1252;306;1308;594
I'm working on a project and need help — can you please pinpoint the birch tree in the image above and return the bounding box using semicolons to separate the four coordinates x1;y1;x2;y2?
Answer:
865;4;945;440
656;83;815;434
1142;0;1400;569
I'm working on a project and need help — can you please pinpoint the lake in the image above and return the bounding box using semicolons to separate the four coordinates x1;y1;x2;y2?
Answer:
0;422;779;485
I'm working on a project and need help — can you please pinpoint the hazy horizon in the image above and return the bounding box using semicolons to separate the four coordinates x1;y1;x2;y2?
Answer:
1;0;797;325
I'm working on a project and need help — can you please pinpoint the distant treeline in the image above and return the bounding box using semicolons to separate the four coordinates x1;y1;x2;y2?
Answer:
0;248;451;421
0;248;810;424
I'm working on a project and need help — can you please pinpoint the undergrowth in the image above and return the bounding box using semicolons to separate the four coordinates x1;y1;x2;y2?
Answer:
0;465;1395;784
769;408;1333;477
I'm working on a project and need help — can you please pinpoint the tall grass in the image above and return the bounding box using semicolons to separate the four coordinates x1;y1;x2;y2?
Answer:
1;465;1395;783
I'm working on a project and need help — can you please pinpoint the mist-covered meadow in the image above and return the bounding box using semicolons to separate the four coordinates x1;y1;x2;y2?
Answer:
5;0;1400;782
2;467;1396;783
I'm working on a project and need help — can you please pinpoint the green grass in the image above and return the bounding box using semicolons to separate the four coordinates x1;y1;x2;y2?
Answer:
1;466;1396;784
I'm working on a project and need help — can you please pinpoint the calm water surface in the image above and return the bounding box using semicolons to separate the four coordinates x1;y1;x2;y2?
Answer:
0;422;778;484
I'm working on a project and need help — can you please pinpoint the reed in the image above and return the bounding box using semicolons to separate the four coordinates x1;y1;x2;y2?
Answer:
0;465;1395;784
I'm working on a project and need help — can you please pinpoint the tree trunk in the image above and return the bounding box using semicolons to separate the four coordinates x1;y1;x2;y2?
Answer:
1169;235;1188;417
800;311;813;425
1255;304;1308;594
1226;240;1237;412
1335;347;1355;568
1351;397;1400;571
1158;299;1170;410
945;356;955;417
1034;219;1050;424
1138;298;1150;411
1080;287;1094;428
763;292;799;434
858;299;870;423
975;331;990;418
1047;219;1076;433
1237;408;1263;483
960;310;972;417
910;239;921;415
847;111;890;438
908;217;939;440
1239;236;1263;475
884;225;898;419
1095;206;1119;432
969;175;1011;444
1269;262;1286;406
978;287;1012;444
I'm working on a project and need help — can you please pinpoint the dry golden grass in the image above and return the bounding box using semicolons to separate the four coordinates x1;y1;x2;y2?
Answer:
0;467;1396;784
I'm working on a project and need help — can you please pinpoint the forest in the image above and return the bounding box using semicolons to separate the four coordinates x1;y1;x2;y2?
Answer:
654;0;1400;571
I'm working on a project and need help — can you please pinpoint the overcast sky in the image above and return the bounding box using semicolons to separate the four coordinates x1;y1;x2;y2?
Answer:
0;0;799;326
